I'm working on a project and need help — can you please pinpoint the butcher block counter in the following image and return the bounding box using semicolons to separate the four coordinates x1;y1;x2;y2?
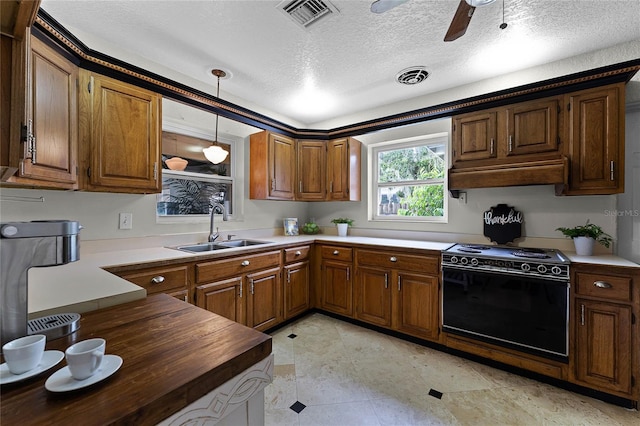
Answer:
1;294;273;425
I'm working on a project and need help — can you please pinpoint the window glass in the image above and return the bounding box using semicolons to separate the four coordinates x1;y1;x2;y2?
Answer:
371;134;448;222
157;170;232;216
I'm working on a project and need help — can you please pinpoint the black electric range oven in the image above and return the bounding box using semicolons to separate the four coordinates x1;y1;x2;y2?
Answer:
442;244;571;361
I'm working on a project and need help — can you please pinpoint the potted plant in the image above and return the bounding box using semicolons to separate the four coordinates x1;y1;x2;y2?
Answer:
331;218;354;237
556;220;612;255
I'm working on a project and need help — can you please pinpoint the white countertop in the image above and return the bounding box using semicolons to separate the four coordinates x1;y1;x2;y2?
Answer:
27;234;635;318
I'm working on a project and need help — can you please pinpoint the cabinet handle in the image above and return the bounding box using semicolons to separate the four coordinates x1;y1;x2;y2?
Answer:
593;280;613;289
389;256;397;263
241;260;250;266
490;138;494;155
153;162;158;181
384;273;388;289
398;276;401;291
295;251;301;256
346;267;350;281
333;250;339;255
580;304;585;326
508;135;513;152
250;279;254;295
330;181;333;193
287;269;291;283
150;276;165;284
299;180;302;193
610;161;615;181
271;179;275;191
27;119;37;164
239;282;243;298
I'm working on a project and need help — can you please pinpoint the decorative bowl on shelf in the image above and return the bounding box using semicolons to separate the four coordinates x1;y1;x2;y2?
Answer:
301;222;320;234
165;157;188;171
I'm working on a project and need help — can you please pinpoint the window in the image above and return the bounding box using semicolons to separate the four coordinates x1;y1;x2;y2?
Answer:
158;170;232;216
370;133;448;222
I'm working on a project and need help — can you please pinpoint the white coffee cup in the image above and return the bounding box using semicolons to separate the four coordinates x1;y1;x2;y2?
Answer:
65;338;105;380
2;334;46;375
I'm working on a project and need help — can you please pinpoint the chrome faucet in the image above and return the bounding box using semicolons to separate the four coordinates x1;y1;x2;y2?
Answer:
208;202;228;242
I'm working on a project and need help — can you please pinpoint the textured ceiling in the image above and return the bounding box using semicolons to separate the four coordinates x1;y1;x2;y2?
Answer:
40;0;640;127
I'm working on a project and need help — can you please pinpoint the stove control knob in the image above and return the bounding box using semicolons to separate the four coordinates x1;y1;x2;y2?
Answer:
537;264;548;274
460;257;469;265
450;256;458;264
551;266;562;275
471;258;479;266
521;263;531;272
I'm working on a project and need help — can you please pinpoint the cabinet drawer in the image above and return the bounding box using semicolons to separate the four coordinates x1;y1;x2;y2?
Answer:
356;249;439;275
575;272;632;302
320;245;353;262
196;250;281;283
284;245;311;263
121;265;188;295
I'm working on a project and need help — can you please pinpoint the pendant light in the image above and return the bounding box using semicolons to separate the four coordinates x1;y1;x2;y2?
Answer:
203;69;230;164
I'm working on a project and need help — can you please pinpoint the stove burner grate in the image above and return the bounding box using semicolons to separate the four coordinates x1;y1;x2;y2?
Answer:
512;250;551;259
460;244;492;251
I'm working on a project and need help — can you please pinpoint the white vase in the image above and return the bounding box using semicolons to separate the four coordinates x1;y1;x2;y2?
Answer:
337;223;348;237
574;236;595;256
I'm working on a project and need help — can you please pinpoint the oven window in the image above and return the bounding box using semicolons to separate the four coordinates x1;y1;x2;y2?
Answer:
442;268;568;359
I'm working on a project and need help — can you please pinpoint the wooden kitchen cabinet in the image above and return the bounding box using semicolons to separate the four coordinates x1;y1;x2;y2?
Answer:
249;130;295;200
296;140;326;201
452;111;497;163
563;83;624;195
119;264;190;302
195;250;282;331
283;245;311;319
355;249;440;341
5;32;78;189
570;264;639;400
319;245;354;317
327;137;361;201
78;69;161;193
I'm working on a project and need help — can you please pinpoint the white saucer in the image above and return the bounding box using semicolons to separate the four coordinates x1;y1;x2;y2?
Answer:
45;354;123;392
0;350;65;385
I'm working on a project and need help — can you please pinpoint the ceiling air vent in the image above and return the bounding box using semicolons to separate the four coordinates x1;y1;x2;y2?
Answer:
278;0;339;29
396;66;430;85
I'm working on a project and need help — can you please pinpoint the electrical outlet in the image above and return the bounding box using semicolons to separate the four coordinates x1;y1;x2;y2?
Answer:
119;213;133;230
458;192;467;204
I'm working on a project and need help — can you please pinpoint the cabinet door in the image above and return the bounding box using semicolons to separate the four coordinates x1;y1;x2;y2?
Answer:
327;137;362;201
284;261;310;319
394;272;439;341
506;98;560;157
19;35;77;186
575;299;632;395
246;267;282;331
81;70;161;193
566;85;623;194
355;267;391;327
296;140;326;200
195;276;245;325
268;133;295;200
452;111;497;163
320;260;353;317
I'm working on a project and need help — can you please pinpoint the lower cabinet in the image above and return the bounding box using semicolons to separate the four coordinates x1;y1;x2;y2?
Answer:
355;249;440;342
319;245;353;317
284;261;310;319
117;264;190;302
570;264;638;400
195;250;282;332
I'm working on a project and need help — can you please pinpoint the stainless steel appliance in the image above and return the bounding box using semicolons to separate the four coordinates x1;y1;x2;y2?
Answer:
442;244;571;361
1;220;80;348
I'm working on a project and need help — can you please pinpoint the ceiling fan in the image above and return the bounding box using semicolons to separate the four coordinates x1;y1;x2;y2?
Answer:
444;0;497;42
370;0;497;42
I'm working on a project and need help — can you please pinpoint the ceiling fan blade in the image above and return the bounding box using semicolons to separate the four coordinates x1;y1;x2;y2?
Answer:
370;0;410;14
444;0;475;42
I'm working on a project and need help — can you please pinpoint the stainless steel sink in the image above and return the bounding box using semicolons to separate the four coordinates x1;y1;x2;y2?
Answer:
175;242;230;253
174;239;272;253
217;239;272;248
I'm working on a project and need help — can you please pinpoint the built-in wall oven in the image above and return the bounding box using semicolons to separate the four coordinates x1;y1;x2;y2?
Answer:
442;244;571;361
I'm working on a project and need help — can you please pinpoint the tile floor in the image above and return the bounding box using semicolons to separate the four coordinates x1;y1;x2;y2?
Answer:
265;313;640;425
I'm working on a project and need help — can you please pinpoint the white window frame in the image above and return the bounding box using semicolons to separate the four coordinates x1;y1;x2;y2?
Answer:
368;132;449;223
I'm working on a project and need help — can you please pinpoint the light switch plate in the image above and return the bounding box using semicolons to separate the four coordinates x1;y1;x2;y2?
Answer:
119;213;133;230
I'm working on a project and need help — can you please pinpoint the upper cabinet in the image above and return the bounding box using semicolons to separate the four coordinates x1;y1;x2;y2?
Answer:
78;69;161;193
250;131;361;202
5;32;78;189
450;83;625;195
563;84;624;195
250;131;296;200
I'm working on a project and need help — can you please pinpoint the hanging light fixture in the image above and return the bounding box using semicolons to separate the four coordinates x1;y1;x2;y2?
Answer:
203;69;230;164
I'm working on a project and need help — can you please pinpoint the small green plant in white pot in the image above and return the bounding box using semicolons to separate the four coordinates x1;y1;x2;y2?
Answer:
331;218;354;237
556;220;612;256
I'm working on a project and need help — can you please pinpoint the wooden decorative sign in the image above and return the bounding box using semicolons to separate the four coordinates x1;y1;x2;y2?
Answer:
483;204;523;244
